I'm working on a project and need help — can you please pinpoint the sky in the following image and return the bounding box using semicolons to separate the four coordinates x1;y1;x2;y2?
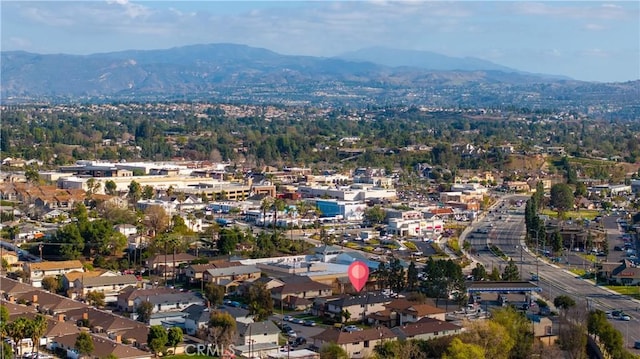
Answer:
1;1;639;82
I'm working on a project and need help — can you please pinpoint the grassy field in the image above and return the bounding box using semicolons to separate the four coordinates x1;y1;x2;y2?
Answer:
540;209;600;221
604;285;640;300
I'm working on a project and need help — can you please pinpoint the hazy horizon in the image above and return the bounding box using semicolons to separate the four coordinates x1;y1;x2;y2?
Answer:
1;1;638;82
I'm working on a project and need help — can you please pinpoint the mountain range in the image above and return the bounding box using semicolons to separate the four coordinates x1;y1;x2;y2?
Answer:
1;43;638;113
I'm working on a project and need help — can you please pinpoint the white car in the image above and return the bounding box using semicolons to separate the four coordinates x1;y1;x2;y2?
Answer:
343;325;362;333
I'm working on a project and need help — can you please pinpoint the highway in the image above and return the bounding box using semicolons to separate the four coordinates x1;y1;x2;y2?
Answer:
465;195;640;353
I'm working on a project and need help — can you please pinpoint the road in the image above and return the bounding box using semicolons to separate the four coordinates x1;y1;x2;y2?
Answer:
464;196;640;353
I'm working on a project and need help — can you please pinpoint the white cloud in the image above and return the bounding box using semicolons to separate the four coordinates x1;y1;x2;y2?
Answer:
580;48;610;58
8;37;32;49
509;1;631;20
584;23;605;31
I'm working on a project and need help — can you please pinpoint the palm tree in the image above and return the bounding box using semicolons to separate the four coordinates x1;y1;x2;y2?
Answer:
28;315;48;357
5;317;28;357
271;198;286;240
260;197;274;228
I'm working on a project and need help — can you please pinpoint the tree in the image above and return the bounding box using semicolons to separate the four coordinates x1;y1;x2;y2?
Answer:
470;263;487;281
27;315;48;357
0;305;8;324
203;283;225;307
491;307;533;359
101;231;127;256
553;295;576;312
260;197;274;227
340;309;351;323
271;197;286;239
207;311;236;349
136;301;154;324
1;341;13;359
550;183;574;218
74;331;94;359
41;276;60;293
574;182;587;198
550;231;563;254
246;282;273;322
86;291;106;308
319;343;349;359
166;327;183;355
460;320;514;359
389;257;406;294
147;325;168;357
104;180;117;195
363;205;386;225
406;261;419;291
374;339;421;359
501;259;520;281
142;185;155;200
558;322;587;359
144;205;170;237
85;178;101;197
127;180;142;203
24;166;40;184
443;337;485;359
375;262;390;290
5;316;29;356
488;266;501;281
421;258;466;305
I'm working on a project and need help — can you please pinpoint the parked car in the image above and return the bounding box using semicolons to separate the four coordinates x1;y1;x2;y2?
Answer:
286;329;297;337
343;325;362;332
283;315;294;322
292;318;305;325
619;315;631;321
293;337;307;347
303;320;317;327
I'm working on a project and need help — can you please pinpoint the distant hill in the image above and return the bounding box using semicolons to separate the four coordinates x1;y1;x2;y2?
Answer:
1;43;638;114
336;46;517;73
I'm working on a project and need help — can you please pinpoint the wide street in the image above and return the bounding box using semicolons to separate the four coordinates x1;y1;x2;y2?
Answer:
464;195;640;353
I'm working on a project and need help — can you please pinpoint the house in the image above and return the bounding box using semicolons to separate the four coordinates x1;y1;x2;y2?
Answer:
385;298;447;325
311;327;396;359
61;270;107;292
1;251;21;272
182;304;212;335
24;260;84;288
49;332;152;359
72;274;140;302
236;320;280;347
41;315;82;348
270;276;333;307
184;263;218;285
202;265;262;292
318;292;392;322
234;321;281;358
63;307;150;348
147;253;197;274
132;291;205;321
391;317;462;340
115;224;138;237
14;223;45;243
184;260;244;285
608;260;640;285
9;290;88;315
117;287;180;313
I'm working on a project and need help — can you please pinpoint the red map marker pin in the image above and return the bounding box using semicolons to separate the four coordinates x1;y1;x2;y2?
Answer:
348;261;369;292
